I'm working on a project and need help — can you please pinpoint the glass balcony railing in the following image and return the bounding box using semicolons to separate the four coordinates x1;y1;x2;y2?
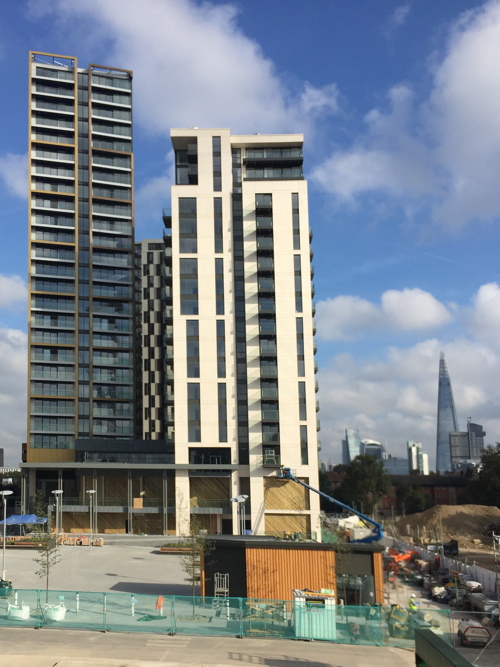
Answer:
261;387;278;400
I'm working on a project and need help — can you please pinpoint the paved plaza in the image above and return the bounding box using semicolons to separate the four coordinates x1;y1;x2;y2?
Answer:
5;538;190;596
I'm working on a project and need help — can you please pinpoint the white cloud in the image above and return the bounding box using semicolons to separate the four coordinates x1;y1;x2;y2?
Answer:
391;3;411;29
38;0;340;137
0;153;27;199
312;1;500;230
380;288;452;331
0;275;27;309
317;336;500;468
316;287;452;340
0;329;27;465
467;282;500;347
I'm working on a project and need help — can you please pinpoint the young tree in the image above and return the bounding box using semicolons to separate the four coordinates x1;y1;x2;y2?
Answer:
180;517;213;618
33;536;60;604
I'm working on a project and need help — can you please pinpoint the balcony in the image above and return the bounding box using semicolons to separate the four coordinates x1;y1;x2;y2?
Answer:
256;237;274;252
259;342;277;357
262;432;279;445
259;320;276;335
258;300;275;314
257;257;274;273
261;450;281;467
257;278;274;292
261;409;279;422
256;217;273;231
261;387;278;400
260;366;278;378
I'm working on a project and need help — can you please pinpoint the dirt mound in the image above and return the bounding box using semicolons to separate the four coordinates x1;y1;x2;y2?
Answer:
396;504;500;548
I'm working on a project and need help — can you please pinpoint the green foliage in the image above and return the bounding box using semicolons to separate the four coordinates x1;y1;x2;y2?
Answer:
460;443;500;507
335;455;391;515
33;535;60;604
396;483;433;515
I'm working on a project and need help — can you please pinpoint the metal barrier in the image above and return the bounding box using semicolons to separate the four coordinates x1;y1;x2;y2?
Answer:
0;589;453;647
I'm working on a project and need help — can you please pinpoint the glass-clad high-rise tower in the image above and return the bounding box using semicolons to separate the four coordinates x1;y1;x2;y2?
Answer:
436;352;459;472
27;52;135;463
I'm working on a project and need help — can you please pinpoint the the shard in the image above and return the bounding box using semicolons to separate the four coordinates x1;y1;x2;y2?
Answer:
436;353;459;472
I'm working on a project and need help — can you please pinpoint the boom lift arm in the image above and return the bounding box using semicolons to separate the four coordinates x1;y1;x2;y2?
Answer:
278;467;384;544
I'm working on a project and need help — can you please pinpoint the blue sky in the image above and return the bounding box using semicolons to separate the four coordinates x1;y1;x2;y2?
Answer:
0;0;500;467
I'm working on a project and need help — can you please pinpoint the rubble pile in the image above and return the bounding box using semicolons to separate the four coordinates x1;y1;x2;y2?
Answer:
396;504;500;549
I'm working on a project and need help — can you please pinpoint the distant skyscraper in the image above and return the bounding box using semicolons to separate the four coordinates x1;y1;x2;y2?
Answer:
342;428;360;464
407;441;429;475
449;417;485;469
436;353;459;472
361;439;386;461
467;418;486;460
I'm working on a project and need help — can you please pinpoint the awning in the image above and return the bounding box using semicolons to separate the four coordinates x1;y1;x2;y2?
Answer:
0;514;47;525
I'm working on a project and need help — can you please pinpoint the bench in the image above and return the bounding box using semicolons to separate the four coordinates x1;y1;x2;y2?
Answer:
159;546;193;554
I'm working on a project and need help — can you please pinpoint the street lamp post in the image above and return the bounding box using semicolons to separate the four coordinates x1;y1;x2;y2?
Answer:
51;489;63;546
230;494;249;535
0;490;13;581
86;490;96;550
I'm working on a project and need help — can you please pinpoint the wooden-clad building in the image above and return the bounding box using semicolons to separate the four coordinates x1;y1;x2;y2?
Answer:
204;537;385;604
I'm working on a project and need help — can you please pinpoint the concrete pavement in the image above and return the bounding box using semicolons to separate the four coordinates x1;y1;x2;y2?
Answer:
0;627;415;667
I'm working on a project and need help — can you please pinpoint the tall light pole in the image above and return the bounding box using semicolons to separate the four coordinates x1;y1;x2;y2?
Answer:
51;489;63;545
230;495;249;535
0;490;13;580
86;489;96;550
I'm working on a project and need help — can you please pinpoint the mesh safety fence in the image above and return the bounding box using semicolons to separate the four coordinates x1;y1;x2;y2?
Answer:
0;589;453;647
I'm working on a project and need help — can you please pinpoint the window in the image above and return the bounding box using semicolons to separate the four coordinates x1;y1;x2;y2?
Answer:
180;259;198;315
300;425;309;465
218;383;227;442
214;198;223;253
292;193;300;250
299;382;307;420
212;136;222;191
215;258;224;315
217;320;226;378
188;383;201;442
294;255;303;313
179;198;197;253
296;318;305;377
186;320;200;378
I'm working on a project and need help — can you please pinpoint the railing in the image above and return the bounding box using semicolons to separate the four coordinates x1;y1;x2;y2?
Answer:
0;590;453;649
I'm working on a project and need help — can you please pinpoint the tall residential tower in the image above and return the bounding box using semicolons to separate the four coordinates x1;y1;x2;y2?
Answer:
169;128;320;535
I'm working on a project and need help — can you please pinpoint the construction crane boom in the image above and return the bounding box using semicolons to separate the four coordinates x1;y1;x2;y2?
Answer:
278;467;384;543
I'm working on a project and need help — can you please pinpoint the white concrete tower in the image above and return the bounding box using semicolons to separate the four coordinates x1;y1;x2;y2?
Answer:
170;129;320;538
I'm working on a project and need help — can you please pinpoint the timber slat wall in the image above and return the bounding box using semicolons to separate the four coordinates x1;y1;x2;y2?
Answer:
373;551;384;604
245;547;336;600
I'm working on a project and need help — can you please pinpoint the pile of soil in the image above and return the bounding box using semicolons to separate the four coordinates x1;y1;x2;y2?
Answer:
395;504;500;549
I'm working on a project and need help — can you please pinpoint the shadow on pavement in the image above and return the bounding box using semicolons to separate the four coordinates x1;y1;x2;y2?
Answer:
228;656;338;667
109;581;195;596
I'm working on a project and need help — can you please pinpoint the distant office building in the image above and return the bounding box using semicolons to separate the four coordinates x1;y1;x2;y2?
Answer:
436;353;459;472
341;428;360;465
0;449;4;467
383;455;409;475
449;418;485;470
467;419;486;460
361;439;386;461
407;441;429;475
